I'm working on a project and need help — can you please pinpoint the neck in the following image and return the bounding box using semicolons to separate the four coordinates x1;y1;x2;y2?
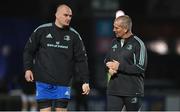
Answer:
122;31;133;39
55;20;63;28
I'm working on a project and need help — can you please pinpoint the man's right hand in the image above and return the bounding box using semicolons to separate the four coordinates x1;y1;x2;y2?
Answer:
82;83;90;95
25;70;34;82
108;68;117;76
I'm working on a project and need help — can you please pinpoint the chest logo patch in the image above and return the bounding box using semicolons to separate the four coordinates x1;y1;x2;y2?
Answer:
64;35;71;41
112;44;117;52
126;44;132;50
46;33;53;38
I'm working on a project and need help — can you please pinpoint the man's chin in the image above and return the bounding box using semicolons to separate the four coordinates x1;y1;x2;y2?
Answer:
65;23;70;26
62;24;70;28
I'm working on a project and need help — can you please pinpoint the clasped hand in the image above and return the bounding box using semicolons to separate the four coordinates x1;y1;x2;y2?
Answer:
106;60;120;76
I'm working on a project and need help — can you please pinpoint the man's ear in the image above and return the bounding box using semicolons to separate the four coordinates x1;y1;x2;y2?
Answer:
55;12;58;18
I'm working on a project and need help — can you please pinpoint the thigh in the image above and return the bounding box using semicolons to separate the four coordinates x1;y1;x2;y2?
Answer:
54;99;69;109
124;96;143;111
37;99;52;110
107;95;124;111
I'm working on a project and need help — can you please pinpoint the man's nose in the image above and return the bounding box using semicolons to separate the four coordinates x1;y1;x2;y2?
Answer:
113;28;116;32
67;16;72;20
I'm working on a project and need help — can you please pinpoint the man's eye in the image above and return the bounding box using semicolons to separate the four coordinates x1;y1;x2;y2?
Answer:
115;27;118;29
64;14;72;17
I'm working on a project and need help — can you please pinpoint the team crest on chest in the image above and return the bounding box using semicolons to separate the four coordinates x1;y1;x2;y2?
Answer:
64;35;71;41
126;44;132;50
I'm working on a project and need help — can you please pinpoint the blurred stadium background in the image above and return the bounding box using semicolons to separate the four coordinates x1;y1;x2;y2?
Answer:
0;0;180;111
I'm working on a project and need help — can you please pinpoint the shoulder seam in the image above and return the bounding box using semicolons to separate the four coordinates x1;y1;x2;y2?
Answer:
34;23;52;32
134;36;146;66
69;27;82;40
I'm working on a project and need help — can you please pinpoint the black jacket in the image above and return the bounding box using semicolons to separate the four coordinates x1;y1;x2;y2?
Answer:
105;35;147;96
23;23;89;86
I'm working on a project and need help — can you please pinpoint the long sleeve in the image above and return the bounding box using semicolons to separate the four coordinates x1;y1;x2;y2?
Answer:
23;31;41;71
73;32;89;83
118;39;147;76
104;44;113;72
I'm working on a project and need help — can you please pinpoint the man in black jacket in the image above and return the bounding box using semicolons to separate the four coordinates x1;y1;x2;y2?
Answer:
23;4;90;111
105;15;147;111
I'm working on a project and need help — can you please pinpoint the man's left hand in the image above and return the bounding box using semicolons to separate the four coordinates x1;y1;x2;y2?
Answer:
82;83;90;95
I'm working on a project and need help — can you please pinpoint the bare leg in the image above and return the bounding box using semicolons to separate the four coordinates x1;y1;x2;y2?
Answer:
40;107;51;112
55;107;67;112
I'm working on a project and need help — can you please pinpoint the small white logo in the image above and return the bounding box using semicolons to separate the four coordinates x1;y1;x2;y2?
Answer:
56;41;60;45
112;44;117;52
65;91;70;96
46;33;53;38
131;97;137;103
112;44;117;49
64;35;70;41
126;44;133;50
